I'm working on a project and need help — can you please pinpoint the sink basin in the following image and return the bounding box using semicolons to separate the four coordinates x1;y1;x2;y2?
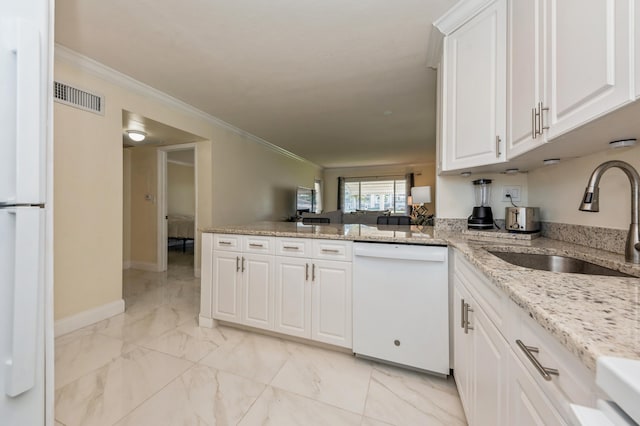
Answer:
487;250;634;277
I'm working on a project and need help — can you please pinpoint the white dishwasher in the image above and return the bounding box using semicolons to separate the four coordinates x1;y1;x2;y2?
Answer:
353;242;449;375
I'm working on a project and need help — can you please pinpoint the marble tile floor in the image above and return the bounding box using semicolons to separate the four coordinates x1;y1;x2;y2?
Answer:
54;262;467;426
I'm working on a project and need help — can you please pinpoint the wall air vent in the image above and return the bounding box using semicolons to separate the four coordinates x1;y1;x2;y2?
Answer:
53;81;104;115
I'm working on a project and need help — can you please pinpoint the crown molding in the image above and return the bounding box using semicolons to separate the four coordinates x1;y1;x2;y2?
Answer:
425;25;444;69
54;44;320;168
433;0;495;35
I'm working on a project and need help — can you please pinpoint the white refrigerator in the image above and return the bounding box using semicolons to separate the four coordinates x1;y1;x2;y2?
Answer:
0;0;53;425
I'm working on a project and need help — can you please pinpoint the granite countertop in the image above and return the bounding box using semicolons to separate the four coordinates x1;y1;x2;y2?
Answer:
200;222;449;245
202;222;640;373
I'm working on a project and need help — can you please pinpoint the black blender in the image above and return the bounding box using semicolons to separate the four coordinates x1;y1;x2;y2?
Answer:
467;179;494;230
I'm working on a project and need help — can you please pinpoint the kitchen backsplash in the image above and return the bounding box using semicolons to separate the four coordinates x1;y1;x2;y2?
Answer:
540;222;628;255
435;218;627;255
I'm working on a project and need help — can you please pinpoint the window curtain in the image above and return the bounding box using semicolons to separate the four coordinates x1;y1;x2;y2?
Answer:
405;172;414;216
337;177;345;210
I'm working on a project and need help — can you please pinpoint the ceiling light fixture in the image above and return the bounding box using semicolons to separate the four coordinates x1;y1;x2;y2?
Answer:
127;130;146;142
504;168;519;174
460;172;472;177
543;158;561;166
609;138;637;149
383;110;393;116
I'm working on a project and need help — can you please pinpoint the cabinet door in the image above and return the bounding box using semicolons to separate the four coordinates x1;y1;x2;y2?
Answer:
242;253;274;330
545;0;633;138
508;350;567;426
471;299;509;426
453;282;472;422
311;260;352;348
442;0;507;170
212;251;241;322
274;257;311;339
508;0;546;158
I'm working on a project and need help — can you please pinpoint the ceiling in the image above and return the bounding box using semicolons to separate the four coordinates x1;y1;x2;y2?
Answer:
57;0;456;168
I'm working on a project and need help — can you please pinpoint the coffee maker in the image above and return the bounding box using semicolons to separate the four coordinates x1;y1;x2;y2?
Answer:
467;179;494;230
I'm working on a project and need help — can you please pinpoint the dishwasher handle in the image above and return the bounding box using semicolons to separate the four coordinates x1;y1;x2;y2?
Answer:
353;245;446;262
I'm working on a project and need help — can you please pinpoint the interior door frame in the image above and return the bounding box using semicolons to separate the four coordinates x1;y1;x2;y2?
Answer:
157;143;198;274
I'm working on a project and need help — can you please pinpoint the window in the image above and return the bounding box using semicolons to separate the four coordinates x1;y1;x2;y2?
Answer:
342;177;407;213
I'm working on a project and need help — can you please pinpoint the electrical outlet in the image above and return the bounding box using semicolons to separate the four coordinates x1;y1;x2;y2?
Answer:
502;186;521;202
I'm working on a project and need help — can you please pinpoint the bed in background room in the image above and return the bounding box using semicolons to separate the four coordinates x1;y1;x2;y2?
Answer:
168;214;194;252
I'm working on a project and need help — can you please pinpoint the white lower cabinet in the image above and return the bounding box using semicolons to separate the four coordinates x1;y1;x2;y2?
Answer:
274;256;311;338
452;249;595;425
453;265;508;425
212;250;242;322
311;260;352;348
204;233;352;348
274;254;352;348
212;247;274;331
242;253;274;330
508;352;567;426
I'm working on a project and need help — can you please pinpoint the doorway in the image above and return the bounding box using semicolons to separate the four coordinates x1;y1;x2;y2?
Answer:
158;144;198;274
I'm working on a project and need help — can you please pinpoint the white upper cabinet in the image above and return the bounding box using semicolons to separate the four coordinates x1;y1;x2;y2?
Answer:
434;0;637;172
441;0;507;170
545;0;634;139
441;0;507;171
507;0;546;158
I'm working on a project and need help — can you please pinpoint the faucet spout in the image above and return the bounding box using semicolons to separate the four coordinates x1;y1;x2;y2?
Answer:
579;160;640;263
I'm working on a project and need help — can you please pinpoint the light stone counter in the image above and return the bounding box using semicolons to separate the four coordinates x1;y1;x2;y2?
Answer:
202;222;640;372
200;222;449;245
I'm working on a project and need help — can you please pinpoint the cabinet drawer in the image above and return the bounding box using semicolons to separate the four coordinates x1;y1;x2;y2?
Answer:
243;236;275;254
509;301;597;418
313;240;352;261
276;238;312;258
213;234;242;251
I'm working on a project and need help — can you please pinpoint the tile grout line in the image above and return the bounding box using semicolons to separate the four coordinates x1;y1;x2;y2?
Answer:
107;351;197;426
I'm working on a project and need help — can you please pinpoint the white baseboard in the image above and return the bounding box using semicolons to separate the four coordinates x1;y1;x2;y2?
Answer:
122;260;131;270
55;299;125;337
199;315;215;328
129;261;163;272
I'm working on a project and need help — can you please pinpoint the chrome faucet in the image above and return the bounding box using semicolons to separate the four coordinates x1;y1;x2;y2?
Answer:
579;160;640;263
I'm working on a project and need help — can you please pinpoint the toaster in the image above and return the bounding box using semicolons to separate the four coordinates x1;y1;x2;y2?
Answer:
505;207;540;233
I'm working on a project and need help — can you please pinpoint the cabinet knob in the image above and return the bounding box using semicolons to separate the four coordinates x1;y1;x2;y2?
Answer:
394;340;401;347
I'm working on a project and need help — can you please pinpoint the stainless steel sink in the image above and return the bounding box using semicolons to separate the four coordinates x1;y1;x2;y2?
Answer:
487;250;634;277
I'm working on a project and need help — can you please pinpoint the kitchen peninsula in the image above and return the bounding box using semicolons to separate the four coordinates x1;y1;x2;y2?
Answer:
200;221;640;424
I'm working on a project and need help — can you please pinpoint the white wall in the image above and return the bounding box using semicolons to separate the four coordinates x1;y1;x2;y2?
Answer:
168;162;195;216
436;172;529;220
528;145;640;229
323;163;436;213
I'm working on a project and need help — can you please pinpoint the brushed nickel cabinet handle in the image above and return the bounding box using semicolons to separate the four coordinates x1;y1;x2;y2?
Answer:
219;241;232;245
495;136;502;158
283;245;299;250
236;256;240;272
241;256;245;272
516;339;559;381
460;298;466;329
538;102;549;134
464;303;474;334
531;107;537;139
312;264;316;281
321;248;340;253
305;263;309;281
249;243;264;248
